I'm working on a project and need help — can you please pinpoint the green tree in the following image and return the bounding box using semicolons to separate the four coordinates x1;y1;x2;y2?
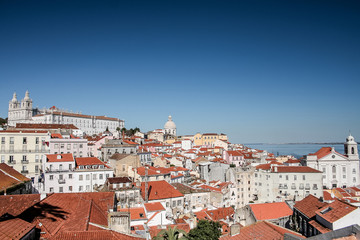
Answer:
187;220;222;240
154;226;187;240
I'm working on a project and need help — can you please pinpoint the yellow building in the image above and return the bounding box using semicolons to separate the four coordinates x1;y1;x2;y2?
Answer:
193;133;228;147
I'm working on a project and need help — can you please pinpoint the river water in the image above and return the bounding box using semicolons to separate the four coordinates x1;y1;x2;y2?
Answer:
245;143;345;158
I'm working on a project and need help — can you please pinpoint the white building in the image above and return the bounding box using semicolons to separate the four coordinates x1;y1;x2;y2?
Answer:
305;134;360;189
254;165;323;203
43;153;114;193
7;91;124;135
49;133;88;157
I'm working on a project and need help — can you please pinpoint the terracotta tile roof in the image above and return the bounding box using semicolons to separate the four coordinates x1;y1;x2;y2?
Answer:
256;163;271;170
51;230;144;239
275;166;321;173
323;191;336;202
294;195;327;219
46;153;74;162
250;202;292;221
144;202;165;212
0;163;31;193
309;147;346;159
220;221;305;239
19;192;115;238
51;133;63;138
149;223;190;239
107;177;133;184
16;123;78;130
75;157;110;168
118;207;147;221
140;180;183;200
227;150;244;157
315;199;357;223
0;194;40;217
0;217;36;240
47;111;121;121
308;220;331;234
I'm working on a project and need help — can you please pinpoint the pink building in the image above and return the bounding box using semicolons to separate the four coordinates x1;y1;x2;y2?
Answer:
223;150;245;167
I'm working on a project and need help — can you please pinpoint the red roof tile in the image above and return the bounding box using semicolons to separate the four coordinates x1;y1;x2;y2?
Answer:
16;123;78;130
140;181;183;201
46;153;74;162
315;199;357;223
75;157;110;168
275;166;321;173
294;195;327;219
144;202;165;212
220;221;304;239
0;163;31;192
0;217;35;240
118;207;147;221
0;194;40;217
250;202;292;221
51;230;144;239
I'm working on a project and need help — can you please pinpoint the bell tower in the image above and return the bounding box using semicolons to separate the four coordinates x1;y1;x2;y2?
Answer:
344;134;359;160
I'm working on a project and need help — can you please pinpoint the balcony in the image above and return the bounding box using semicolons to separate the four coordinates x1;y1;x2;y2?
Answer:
21;160;29;164
291;186;296;190
305;186;310;190
58;179;66;184
7;160;16;165
21;170;29;174
0;149;49;154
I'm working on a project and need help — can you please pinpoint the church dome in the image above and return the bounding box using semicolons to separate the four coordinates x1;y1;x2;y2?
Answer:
346;134;356;143
164;115;176;130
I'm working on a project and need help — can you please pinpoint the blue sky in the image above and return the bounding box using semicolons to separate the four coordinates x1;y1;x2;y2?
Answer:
0;0;359;143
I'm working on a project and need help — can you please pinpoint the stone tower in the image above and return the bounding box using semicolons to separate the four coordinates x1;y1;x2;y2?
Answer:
344;134;359;160
8;91;33;126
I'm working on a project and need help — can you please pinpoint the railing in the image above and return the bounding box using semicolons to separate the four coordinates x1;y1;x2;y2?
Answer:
291;186;296;190
305;186;310;190
0;149;49;154
299;185;304;190
21;160;29;164
7;160;16;164
21;170;29;174
58;179;66;184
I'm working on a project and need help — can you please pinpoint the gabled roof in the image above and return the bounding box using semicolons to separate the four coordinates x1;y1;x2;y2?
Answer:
220;221;304;239
144;202;165;212
0;163;31;193
75;157;110;168
315;199;357;223
294;195;327;219
0;194;40;217
0;217;36;240
118;207;147;221
140;180;183;201
275;166;321;173
46;153;74;162
195;207;234;221
19;192;115;238
249;202;292;221
309;147;346;159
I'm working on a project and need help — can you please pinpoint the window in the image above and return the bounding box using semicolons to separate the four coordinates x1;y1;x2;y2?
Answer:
286;175;288;180
86;174;90;180
177;200;181;206
294;175;297;180
79;186;83;191
54;143;59;148
67;144;71;150
353;168;356;174
59;187;63;193
35;165;39;173
50;187;54;193
10;137;14;144
69;164;72;170
1;137;5;144
22;155;27;161
35;155;39;162
60;144;64;149
93;174;97;180
86;185;90;191
106;174;109;178
69;174;72;179
1;155;4;163
343;167;346;173
50;175;54;180
303;175;306;180
80;144;83;148
99;174;103;180
23;137;27;144
172;201;176;207
69;186;72;191
59;164;63;170
36;137;39;144
79;175;83;181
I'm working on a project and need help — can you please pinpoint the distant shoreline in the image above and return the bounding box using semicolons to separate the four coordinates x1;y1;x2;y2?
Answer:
244;142;344;145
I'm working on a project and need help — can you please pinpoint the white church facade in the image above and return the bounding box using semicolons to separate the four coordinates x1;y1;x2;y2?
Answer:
305;134;360;189
8;91;124;135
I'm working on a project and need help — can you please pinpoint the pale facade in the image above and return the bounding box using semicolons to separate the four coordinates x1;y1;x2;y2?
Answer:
43;154;114;193
0;130;50;179
305;135;360;189
193;133;228;147
49;135;88;157
8;91;124;135
254;166;323;203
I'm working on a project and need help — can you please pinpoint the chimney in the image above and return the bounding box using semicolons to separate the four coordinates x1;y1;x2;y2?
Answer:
230;223;241;236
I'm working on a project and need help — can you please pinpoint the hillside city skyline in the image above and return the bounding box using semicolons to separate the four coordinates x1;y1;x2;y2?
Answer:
1;1;360;143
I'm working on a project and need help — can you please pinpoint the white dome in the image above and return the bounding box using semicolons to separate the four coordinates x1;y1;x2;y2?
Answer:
164;115;176;130
347;134;356;143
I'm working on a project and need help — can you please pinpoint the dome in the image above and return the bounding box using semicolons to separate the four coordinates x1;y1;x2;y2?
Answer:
347;134;356;143
23;90;31;101
164;115;176;130
11;92;18;103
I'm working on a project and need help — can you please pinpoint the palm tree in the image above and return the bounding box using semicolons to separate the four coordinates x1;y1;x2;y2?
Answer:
153;226;187;240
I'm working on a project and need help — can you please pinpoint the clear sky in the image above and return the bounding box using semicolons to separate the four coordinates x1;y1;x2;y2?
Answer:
0;0;359;143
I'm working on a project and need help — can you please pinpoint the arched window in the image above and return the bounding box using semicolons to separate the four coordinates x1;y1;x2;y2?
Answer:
351;147;355;154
